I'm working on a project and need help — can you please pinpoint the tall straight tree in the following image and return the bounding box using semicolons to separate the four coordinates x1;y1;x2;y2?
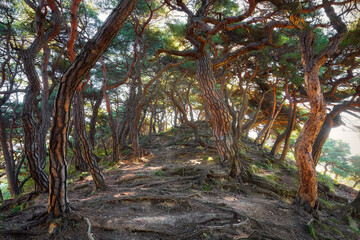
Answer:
48;0;138;218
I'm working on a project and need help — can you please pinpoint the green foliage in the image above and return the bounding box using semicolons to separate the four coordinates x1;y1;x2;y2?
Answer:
317;174;335;193
306;220;318;240
318;198;334;211
152;170;165;177
345;215;360;235
200;183;211;192
319;139;351;178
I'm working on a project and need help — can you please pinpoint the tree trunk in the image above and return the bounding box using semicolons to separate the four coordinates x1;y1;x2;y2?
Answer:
259;100;284;148
71;124;88;172
196;54;244;179
128;82;142;158
236;81;250;141
74;90;106;189
21;51;49;192
0;115;20;197
295;31;326;208
101;58;120;162
312;106;343;165
270;94;295;156
244;90;269;139
279;101;297;161
48;0;138;217
89;89;103;148
168;88;211;149
294;1;347;208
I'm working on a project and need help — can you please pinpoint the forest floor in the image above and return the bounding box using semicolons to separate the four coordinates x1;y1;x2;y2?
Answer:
0;123;359;240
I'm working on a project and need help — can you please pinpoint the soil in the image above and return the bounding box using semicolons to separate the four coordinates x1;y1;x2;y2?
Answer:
0;125;359;240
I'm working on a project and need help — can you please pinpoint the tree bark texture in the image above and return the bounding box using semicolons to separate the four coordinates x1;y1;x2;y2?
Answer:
0;115;20;197
196;54;244;179
312;106;343;165
295;2;347;207
73;90;106;189
295;31;327;208
21;50;49;192
128;82;143;158
89;89;103;148
48;0;138;217
279;101;297;161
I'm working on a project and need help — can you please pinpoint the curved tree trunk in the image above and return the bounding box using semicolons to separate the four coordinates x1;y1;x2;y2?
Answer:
295;66;325;208
21;51;49;192
48;0;138;217
74;90;106;189
196;54;244;179
295;3;346;207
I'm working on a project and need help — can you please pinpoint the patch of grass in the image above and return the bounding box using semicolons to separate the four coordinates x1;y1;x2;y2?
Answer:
77;172;90;179
317;174;336;192
152;170;165;177
345;215;360;235
249;164;262;174
318;198;334;211
200;183;211;191
121;149;132;155
10;202;26;214
306;222;318;240
264;173;280;182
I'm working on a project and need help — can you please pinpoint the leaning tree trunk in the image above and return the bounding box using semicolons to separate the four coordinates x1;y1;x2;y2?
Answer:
48;0;138;217
270;99;294;156
312;105;343;165
196;54;244;179
73;90;106;189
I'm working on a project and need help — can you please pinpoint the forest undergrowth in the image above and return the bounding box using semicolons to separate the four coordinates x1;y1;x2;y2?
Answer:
0;124;359;240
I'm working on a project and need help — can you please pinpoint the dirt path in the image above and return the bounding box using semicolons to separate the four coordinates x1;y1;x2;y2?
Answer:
1;132;359;239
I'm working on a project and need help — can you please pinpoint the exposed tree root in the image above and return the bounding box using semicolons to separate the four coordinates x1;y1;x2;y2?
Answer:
84;217;95;240
0;190;41;213
240;230;287;240
249;174;297;198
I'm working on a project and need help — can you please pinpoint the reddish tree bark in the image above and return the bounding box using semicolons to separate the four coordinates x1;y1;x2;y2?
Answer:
295;2;347;207
48;0;138;217
196;54;244;179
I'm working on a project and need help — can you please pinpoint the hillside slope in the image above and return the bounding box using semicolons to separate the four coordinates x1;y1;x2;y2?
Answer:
0;124;359;240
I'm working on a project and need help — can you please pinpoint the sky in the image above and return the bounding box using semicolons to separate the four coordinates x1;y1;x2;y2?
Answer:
329;113;360;156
